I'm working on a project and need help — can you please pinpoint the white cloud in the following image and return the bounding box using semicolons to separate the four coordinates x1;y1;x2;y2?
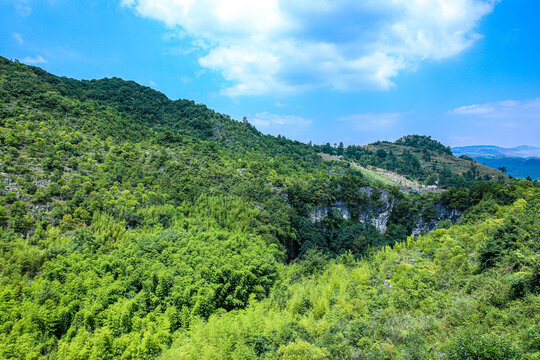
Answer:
122;0;496;95
21;55;47;64
449;103;495;116
449;98;540;119
337;112;402;130
180;76;192;84
447;98;540;147
251;112;311;129
13;33;24;45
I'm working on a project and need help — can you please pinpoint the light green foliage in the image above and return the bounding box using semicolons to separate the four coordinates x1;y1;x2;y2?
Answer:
0;198;279;359
165;193;540;359
277;339;330;360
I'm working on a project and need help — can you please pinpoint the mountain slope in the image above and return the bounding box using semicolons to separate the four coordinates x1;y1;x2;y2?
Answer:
317;135;508;187
163;190;540;360
0;57;533;359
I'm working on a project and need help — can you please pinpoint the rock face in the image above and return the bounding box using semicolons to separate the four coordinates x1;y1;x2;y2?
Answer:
411;204;462;237
357;187;395;233
308;200;351;223
309;187;396;233
309;206;329;223
333;200;351;220
308;186;462;237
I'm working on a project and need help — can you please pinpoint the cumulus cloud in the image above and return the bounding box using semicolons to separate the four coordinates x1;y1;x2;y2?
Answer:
337;112;403;130
449;98;540;119
122;0;496;95
21;55;47;64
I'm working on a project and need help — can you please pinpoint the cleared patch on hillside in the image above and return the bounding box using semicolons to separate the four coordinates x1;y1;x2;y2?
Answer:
362;142;507;181
319;153;440;194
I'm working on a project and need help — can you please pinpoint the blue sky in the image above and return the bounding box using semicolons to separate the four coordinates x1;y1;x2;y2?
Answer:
1;0;539;147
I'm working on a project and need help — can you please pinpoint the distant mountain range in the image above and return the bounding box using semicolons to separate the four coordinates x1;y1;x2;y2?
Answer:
452;145;540;159
452;145;540;180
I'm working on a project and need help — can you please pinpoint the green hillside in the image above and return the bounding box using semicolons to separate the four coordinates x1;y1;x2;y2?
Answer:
317;135;508;187
164;190;540;360
0;57;537;359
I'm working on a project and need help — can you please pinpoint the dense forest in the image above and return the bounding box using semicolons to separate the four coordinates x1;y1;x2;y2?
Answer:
0;57;538;359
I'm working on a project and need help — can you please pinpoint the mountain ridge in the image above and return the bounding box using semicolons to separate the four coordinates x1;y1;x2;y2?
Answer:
452;145;540;159
452;145;540;180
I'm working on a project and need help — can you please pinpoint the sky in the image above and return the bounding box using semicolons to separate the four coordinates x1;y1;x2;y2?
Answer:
1;0;539;147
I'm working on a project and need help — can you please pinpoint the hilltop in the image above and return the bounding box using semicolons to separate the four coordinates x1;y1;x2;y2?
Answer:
317;135;507;187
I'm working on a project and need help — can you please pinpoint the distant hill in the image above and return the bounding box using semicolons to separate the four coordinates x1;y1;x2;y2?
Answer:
317;135;508;188
453;145;540;159
452;145;540;180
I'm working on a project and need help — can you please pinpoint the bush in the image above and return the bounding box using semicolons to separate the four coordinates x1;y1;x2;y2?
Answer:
445;333;519;360
436;219;452;230
276;339;330;360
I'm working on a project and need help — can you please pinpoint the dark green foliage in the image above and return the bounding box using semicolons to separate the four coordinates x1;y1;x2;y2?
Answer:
478;194;539;272
394;135;453;155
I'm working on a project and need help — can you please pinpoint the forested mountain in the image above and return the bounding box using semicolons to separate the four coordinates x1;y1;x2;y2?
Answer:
164;190;540;360
317;135;507;187
0;57;538;359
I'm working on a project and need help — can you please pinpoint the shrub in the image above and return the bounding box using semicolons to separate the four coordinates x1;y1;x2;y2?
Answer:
445;333;519;360
276;339;330;360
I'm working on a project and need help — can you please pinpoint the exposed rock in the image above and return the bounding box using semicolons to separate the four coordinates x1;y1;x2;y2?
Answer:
309;206;329;223
308;186;462;237
28;205;51;216
309;200;351;223
411;204;463;237
333;200;351;220
358;187;395;234
361;211;392;234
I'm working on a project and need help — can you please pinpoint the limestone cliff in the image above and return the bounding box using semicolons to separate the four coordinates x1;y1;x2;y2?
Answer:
308;186;461;237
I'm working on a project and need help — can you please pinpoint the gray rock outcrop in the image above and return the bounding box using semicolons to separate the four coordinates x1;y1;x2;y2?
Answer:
411;204;462;236
357;187;395;233
307;186;462;237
